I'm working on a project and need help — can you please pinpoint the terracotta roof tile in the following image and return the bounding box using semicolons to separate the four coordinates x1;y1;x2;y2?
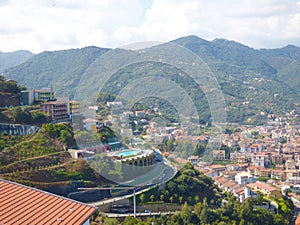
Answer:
0;179;97;225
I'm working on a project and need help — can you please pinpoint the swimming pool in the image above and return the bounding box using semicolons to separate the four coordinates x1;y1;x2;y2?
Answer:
115;149;140;157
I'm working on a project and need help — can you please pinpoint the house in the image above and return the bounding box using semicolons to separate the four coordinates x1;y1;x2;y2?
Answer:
40;101;69;121
285;159;296;170
251;152;271;167
247;143;263;153
271;153;283;164
258;168;271;178
220;170;238;180
247;165;260;176
135;110;146;118
0;179;97;225
107;101;123;108
33;88;55;102
212;150;226;160
287;177;300;185
20;90;34;106
234;187;246;202
208;164;227;177
69;100;81;115
213;176;229;189
246;181;283;199
227;163;248;172
188;156;201;165
235;172;256;185
83;118;103;132
271;170;285;181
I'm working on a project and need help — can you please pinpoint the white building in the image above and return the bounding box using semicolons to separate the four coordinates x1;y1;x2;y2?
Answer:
235;172;256;185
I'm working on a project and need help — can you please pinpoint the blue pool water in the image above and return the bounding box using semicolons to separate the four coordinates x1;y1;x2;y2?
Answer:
115;149;140;157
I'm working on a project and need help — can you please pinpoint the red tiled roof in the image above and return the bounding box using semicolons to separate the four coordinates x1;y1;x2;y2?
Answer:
246;181;277;192
212;176;222;181
223;180;237;188
0;179;97;225
296;215;300;225
235;188;245;195
216;177;228;184
208;164;226;170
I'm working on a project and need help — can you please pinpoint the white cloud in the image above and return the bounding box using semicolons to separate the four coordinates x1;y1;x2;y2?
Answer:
0;0;299;53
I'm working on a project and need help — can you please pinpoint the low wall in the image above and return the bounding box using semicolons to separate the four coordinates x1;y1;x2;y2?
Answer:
137;203;182;212
0;123;40;136
97;200;181;213
97;198;131;212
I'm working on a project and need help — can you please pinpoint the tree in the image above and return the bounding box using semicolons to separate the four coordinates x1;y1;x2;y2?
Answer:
139;193;145;203
59;129;74;146
169;196;174;203
160;194;164;202
150;194;155;202
239;199;254;222
12;107;32;123
194;201;203;220
103;218;119;225
31;111;48;124
273;214;287;225
194;195;199;203
200;198;209;224
179;196;183;204
123;217;143;225
180;202;192;225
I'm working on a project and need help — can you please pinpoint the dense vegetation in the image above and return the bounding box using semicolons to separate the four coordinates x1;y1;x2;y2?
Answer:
135;163;219;205
0;75;25;108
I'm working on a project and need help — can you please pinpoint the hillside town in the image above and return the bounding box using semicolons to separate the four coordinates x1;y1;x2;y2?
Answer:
6;80;300;205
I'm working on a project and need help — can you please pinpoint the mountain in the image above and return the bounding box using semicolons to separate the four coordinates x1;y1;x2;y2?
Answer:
0;50;34;72
172;35;300;123
3;36;300;124
3;46;109;97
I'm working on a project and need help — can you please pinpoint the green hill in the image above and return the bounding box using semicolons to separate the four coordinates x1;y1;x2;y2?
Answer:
0;124;109;197
0;50;33;72
2;46;109;98
3;36;300;124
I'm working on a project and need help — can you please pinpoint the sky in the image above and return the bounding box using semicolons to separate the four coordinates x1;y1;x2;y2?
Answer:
0;0;299;53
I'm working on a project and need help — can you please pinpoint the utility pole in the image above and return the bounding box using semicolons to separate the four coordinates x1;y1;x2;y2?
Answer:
133;188;136;218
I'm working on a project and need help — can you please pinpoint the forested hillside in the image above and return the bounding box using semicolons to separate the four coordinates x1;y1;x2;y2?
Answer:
0;50;33;71
2;46;109;97
2;36;300;124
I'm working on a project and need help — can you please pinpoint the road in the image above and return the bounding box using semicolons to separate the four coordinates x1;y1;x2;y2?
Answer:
89;159;177;207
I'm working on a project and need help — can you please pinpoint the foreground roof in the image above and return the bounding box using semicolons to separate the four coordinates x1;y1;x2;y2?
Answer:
0;179;97;225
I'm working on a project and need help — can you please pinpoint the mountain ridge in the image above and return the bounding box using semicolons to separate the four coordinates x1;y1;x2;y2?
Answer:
2;35;300;123
0;50;34;72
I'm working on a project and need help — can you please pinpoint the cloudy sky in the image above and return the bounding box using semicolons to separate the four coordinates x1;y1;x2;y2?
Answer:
0;0;299;53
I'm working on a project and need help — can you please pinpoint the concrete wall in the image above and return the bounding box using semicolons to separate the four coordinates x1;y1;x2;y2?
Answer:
0;123;40;136
97;198;130;213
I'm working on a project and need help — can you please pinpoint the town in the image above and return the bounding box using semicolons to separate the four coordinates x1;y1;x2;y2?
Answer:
4;79;300;208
